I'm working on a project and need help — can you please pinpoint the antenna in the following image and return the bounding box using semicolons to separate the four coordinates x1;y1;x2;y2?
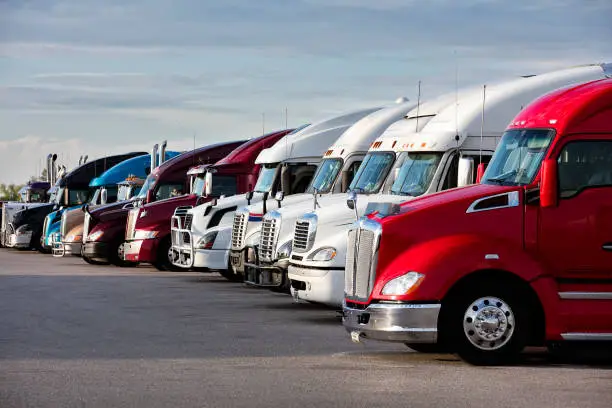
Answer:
479;84;487;164
285;107;288;129
455;49;459;142
192;132;196;168
415;80;421;132
262;113;265;136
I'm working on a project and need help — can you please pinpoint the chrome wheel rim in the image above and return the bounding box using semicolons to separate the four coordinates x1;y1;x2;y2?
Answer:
463;296;515;351
117;242;125;259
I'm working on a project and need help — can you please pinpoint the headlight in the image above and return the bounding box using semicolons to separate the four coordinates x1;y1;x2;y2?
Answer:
277;240;292;259
133;230;159;240
195;231;218;250
15;224;32;234
66;234;83;242
308;247;337;262
381;272;424;296
88;230;104;241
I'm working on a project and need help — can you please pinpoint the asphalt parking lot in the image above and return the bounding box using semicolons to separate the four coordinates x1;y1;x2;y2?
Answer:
1;249;611;408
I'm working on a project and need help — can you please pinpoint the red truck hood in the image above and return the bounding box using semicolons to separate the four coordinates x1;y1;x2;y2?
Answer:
133;194;203;230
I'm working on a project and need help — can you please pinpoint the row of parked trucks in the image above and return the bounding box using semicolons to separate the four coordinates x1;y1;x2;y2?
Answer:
2;63;611;365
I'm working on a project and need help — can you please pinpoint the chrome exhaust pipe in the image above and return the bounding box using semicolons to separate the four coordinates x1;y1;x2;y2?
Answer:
159;140;167;166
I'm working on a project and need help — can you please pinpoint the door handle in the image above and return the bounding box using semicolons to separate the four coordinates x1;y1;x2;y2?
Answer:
602;243;612;251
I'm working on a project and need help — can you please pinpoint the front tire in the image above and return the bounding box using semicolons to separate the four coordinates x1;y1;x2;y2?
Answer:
442;285;529;366
109;240;139;268
152;237;181;272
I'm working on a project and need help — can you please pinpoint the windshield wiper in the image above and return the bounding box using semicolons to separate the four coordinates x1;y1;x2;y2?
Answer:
349;187;366;194
486;170;517;185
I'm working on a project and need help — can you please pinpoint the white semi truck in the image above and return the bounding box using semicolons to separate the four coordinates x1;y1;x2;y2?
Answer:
170;107;380;280
237;100;417;290
281;64;610;307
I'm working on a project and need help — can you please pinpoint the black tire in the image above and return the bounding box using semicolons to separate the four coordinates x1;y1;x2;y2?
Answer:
152;237;181;272
217;263;243;282
441;283;529;366
109;240;139;268
405;343;447;353
83;256;110;266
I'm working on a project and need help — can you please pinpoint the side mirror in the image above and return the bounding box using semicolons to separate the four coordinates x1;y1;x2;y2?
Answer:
346;191;357;211
275;191;284;202
457;157;475;187
540;159;558;208
476;163;487;184
146;189;154;204
245;191;254;205
100;188;108;205
205;172;213;197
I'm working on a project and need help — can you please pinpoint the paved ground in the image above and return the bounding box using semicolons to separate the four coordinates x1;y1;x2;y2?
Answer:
1;249;611;408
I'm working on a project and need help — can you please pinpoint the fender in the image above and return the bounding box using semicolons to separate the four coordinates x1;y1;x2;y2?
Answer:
374;233;564;338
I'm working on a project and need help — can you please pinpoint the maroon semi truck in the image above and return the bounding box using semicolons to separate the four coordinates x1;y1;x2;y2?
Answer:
81;140;246;267
121;129;294;270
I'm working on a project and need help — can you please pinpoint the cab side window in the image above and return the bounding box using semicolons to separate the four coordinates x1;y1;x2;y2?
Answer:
345;160;362;186
558;141;612;198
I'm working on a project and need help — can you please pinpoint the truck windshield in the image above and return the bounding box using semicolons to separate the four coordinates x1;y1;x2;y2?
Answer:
349;152;395;194
136;175;157;199
254;165;278;193
390;153;442;196
483;129;554;186
306;158;343;194
193;175;238;197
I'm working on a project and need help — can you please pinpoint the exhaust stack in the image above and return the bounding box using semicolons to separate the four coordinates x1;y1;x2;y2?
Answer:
158;140;167;166
46;154;53;183
151;144;159;170
51;154;58;185
83;155;88;164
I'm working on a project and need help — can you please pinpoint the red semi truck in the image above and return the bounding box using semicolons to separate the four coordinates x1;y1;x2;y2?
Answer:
122;129;294;270
82;140;246;267
343;78;612;365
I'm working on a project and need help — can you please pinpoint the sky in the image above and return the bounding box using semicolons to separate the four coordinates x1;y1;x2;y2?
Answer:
0;0;610;184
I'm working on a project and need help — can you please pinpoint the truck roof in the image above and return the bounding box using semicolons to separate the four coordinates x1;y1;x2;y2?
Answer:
325;100;416;160
508;78;612;135
89;151;181;188
372;63;611;153
214;129;295;168
255;107;381;165
151;140;246;180
58;152;147;189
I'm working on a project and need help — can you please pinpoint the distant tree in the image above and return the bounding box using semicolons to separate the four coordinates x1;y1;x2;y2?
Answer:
0;184;23;201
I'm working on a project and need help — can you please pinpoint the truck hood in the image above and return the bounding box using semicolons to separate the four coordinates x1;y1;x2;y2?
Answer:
135;194;199;229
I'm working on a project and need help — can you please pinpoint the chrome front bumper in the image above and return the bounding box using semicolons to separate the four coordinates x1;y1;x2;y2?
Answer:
171;219;194;268
343;303;440;343
52;240;82;257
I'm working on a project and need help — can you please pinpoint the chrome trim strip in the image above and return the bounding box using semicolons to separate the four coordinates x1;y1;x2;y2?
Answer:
561;333;612;341
367;303;441;310
558;292;612;300
466;191;520;214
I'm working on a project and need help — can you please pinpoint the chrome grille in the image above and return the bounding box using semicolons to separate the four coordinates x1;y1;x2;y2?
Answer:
292;213;317;253
184;214;193;230
259;211;280;262
231;210;248;250
60;211;68;239
126;208;138;240
83;213;91;243
345;219;381;301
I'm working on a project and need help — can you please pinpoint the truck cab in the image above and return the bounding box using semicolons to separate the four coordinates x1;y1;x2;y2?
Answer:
221;108;382;281
288;63;611;307
122;130;293;271
52;151;179;258
0;181;51;248
81;140;244;267
240;100;416;290
342;77;612;365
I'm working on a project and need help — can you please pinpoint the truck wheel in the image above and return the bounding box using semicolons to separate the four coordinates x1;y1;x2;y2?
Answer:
83;256;109;266
217;261;243;282
153;237;181;272
110;240;139;268
443;286;529;366
404;343;447;353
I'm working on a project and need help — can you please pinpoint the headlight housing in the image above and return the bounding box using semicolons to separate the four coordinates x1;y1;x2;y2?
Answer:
277;240;292;259
133;230;159;240
308;247;337;262
195;231;218;250
381;272;425;296
88;230;104;242
66;234;83;242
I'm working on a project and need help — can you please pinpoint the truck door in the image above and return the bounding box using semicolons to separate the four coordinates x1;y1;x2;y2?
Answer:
538;138;612;336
